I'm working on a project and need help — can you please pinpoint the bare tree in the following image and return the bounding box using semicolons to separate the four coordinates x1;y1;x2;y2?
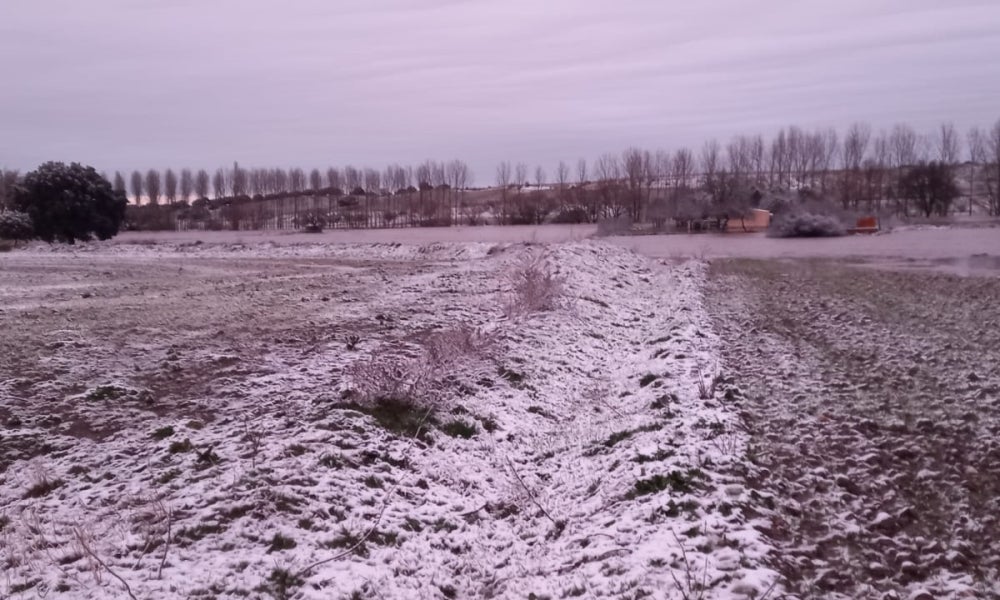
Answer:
289;168;306;193
113;172;127;197
968;127;986;214
595;153;623;218
447;159;471;223
534;165;546;189
983;120;1000;216
768;129;788;187
231;162;248;197
179;169;193;203
496;161;511;224
701;139;721;201
555;160;570;208
841;122;871;209
363;168;380;195
212;169;226;199
164;169;178;204
514;163;528;190
622;147;644;219
576;158;588;186
130;171;144;204
936;122;961;165
195;170;210;199
673;148;694;190
344;166;361;192
145;169;161;206
889;123;918;214
309;168;323;191
250;168;266;197
326;167;342;192
818;128;839;193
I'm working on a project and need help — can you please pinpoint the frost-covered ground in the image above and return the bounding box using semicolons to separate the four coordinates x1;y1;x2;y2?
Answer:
0;241;777;599
706;260;1000;599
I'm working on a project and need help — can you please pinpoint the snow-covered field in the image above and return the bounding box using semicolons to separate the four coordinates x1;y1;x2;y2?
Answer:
0;240;778;599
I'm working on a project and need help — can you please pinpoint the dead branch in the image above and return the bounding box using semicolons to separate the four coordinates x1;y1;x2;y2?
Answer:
504;455;557;525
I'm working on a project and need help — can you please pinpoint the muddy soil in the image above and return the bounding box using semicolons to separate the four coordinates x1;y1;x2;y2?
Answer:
706;259;1000;599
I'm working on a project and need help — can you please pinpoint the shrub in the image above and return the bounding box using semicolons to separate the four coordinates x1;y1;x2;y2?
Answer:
594;215;632;237
345;323;497;436
550;206;589;224
295;209;326;233
504;253;566;316
768;198;848;238
14;162;128;243
0;210;33;244
768;212;846;238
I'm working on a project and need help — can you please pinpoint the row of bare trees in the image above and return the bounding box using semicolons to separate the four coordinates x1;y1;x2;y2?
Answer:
488;119;1000;222
6;118;1000;231
115;160;473;206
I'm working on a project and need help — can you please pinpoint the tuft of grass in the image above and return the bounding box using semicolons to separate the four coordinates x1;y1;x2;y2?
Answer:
581;296;610;309
254;567;304;600
440;419;478;439
633;448;674;464
86;385;128;401
341;397;436;441
498;367;526;386
324;526;369;558
168;438;194;454
285;443;308;457
595;422;663;452
266;533;297;553
24;478;63;499
158;468;182;485
626;470;700;499
152;425;175;440
479;415;499;433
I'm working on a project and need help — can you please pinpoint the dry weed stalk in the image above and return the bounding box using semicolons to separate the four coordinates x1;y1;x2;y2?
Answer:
504;456;558;526
73;526;138;600
668;529;709;600
697;367;721;400
504;252;566;316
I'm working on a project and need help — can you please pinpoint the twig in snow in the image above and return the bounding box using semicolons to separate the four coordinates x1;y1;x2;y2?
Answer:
73;527;138;600
157;505;172;579
504;455;557;526
457;503;489;518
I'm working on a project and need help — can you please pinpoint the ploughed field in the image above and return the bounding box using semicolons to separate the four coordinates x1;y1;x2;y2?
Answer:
706;259;1000;599
0;240;776;599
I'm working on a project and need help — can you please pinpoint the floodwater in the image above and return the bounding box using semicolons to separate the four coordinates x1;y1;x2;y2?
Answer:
115;225;1000;273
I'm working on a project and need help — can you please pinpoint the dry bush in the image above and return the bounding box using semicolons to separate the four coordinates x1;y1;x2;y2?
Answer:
424;325;496;369
347;355;428;406
347;323;497;413
504;253;566;316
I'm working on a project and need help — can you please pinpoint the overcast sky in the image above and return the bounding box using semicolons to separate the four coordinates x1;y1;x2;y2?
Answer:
3;0;999;184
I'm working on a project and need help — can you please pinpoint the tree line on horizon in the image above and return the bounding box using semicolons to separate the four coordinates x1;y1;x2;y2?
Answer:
2;118;999;233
